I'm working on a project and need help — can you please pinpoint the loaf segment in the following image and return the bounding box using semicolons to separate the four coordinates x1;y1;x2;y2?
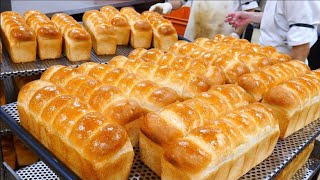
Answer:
76;62;179;112
100;6;130;45
24;10;62;60
40;65;144;146
17;80;134;179
120;7;152;48
141;11;177;51
51;13;92;61
162;102;280;180
108;56;211;99
83;10;116;55
237;60;311;102
1;11;36;63
263;70;320;138
140;84;253;175
128;48;226;85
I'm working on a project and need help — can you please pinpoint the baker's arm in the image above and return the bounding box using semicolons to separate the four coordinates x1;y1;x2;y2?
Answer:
291;43;310;62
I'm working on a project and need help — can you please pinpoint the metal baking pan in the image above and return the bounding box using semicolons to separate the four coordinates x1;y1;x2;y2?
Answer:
1;102;320;180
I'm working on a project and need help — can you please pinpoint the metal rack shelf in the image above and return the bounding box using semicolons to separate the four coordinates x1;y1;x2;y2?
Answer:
0;46;134;79
292;158;320;180
1;102;320;180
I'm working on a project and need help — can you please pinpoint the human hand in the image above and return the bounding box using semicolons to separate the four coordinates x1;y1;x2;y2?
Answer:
225;12;253;28
149;2;173;14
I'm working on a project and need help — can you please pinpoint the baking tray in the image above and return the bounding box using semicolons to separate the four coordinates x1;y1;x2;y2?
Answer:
1;103;320;180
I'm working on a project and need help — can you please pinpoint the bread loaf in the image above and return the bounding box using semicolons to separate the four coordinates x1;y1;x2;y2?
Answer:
162;102;280;180
276;141;314;180
120;7;152;49
263;70;320;138
100;6;130;45
140;84;253;175
76;62;179;112
41;65;144;146
128;48;226;85
169;40;207;58
13;136;39;166
0;80;6;105
83;10;116;55
0;39;2;64
141;11;177;51
24;10;62;60
108;56;211;99
238;60;311;102
1;135;16;170
17;80;134;179
1;11;36;63
51;13;92;61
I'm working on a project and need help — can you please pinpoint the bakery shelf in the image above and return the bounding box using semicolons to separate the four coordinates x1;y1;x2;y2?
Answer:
0;46;134;79
292;158;320;180
1;102;320;179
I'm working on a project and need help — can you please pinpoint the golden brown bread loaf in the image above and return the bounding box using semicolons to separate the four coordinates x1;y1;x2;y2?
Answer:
24;10;62;60
140;84;253;175
40;65;144;146
13;135;39;166
17;80;134;179
108;56;211;99
128;48;226;85
100;6;130;45
51;13;92;61
120;7;152;49
276;141;314;180
263;70;320;138
237;60;311;102
1;135;16;170
1;11;36;63
162;102;280;180
76;62;179;112
0;40;2;64
0;80;6;105
141;11;177;51
83;10;116;55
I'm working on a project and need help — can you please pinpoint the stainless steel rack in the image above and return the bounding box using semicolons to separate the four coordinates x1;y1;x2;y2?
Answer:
1;102;320;180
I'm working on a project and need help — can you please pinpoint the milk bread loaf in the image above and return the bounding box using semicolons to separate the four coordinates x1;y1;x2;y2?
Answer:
100;6;130;45
108;56;211;99
83;10;116;55
263;70;320;138
13;136;39;166
1;11;36;63
120;7;152;48
76;62;179;112
141;11;177;51
162;103;280;180
1;135;16;170
41;65;144;146
140;84;253;175
51;13;92;61
128;48;226;85
17;80;134;179
24;10;62;60
238;60;311;102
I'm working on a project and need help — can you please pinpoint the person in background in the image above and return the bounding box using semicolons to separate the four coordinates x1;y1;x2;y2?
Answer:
226;1;320;63
149;0;259;41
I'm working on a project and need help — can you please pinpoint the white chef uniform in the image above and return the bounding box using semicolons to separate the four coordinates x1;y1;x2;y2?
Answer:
260;1;320;64
183;0;258;41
